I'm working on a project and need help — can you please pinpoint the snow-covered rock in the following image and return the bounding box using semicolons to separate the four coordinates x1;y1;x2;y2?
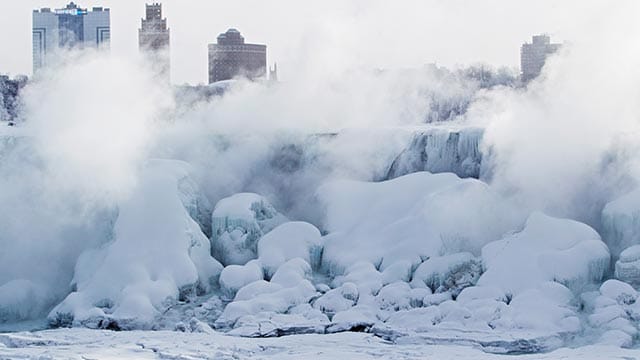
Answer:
312;283;359;316
48;160;223;329
211;193;288;266
219;260;264;300
215;259;317;330
589;280;640;346
257;221;323;278
328;305;379;333
479;212;610;295
615;245;640;286
602;189;640;257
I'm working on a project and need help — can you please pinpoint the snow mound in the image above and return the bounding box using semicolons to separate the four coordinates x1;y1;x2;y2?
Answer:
211;193;288;266
602;189;640;257
615;245;640;286
479;212;610;295
47;160;223;329
318;172;521;274
257;221;323;278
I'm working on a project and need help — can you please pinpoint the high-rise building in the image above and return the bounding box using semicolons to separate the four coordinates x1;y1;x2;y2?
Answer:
139;3;170;81
208;29;266;84
32;2;110;73
520;34;561;82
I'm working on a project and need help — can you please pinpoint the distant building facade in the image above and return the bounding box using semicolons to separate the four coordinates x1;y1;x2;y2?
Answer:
269;63;278;82
520;34;561;82
139;3;170;81
32;2;110;72
208;29;266;84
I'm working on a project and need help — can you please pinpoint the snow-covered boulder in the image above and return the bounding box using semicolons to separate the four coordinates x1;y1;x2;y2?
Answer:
602;189;640;257
48;160;223;329
376;282;578;354
410;252;481;296
381;260;413;285
328;305;379;333
479;212;610;295
312;283;359;316
318;172;521;274
211;193;288;266
215;259;317;330
615;245;640;286
219;260;264;300
331;262;383;300
588;280;640;347
257;221;323;278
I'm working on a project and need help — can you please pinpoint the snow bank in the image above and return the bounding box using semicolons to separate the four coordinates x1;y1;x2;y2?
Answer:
602;189;640;257
479;212;610;294
48;160;223;329
211;193;288;266
318;172;521;274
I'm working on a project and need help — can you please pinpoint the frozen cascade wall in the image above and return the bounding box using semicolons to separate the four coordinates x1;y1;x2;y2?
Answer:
385;127;485;180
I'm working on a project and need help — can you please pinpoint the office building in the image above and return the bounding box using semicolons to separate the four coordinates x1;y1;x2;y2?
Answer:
32;2;110;72
139;3;170;81
208;29;266;84
520;34;561;82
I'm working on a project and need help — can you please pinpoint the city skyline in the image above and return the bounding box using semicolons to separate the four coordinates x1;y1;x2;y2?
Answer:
0;0;616;84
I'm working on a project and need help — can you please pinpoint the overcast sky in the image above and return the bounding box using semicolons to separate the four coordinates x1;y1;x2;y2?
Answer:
0;0;613;84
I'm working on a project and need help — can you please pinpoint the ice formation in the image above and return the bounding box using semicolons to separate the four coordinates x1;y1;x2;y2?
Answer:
211;193;288;266
386;127;484;180
602;188;640;257
1;128;638;354
615;245;640;286
47;160;223;329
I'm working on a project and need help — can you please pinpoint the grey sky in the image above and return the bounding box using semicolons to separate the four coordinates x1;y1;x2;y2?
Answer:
0;0;611;84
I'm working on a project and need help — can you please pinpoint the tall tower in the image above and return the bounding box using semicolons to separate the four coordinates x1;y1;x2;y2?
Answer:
32;2;110;73
520;34;561;82
208;29;266;84
139;3;170;81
